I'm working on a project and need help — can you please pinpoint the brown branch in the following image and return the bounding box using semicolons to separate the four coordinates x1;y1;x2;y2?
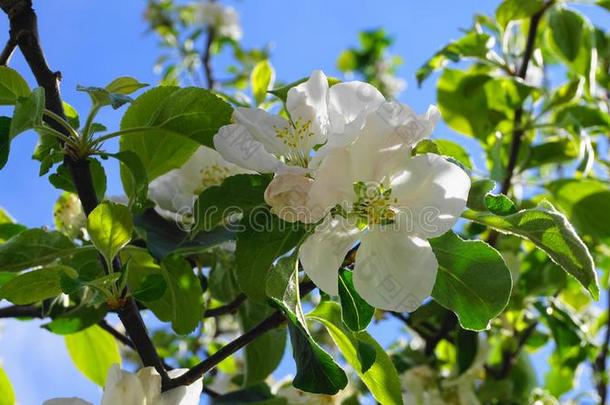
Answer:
0;304;41;319
203;293;246;318
202;26;215;89
164;281;316;390
0;0;169;384
486;321;538;379
0;37;16;65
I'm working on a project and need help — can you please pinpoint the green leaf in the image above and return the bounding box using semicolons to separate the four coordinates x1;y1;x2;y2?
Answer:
107;151;150;212
462;201;599;298
338;268;375;332
266;256;347;395
547;179;610;242
545;79;584;111
132;273;167;302
104;76;149;95
0;265;77;304
251;60;275;106
49;159;107;202
269;76;340;104
236;210;307;302
467;179;496;211
120;86;233;181
0;117;10;170
212;384;286;405
208;248;241;303
554;105;610;132
43;303;108;335
126;251;204;335
417;30;494;85
194;174;271;234
134;209;234;260
87;202;133;265
484;194;518;216
548;8;585;62
598;0;610;11
307;301;403;405
63;102;80;129
0;366;15;405
77;85;132;110
495;0;544;29
9;87;45;138
523;137;579;169
0;228;77;272
430;231;512;330
413;139;473;169
65;324;121;386
239;300;287;386
0;66;30;105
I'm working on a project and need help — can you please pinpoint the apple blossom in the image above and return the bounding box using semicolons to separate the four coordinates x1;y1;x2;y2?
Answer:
196;1;242;41
148;145;249;227
44;365;203;405
300;104;470;312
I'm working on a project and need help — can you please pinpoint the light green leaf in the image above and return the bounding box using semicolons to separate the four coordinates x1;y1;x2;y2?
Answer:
0;66;30;105
307;301;404;405
105;76;149;95
63;102;80;129
120;86;233;181
0;228;77;272
430;231;512;330
107;151;150;212
495;0;544;29
0;366;15;405
251;60;275;106
9;87;45;138
462;201;598;298
236;211;307;302
0;265;77;304
413;139;473;169
65;324;121;386
87;202;133;265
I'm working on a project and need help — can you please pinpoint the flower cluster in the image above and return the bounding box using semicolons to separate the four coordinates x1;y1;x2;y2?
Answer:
44;365;203;405
195;1;242;41
153;70;471;313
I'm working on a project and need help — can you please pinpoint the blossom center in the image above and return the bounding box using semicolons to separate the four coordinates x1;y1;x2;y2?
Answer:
197;163;232;191
350;181;397;227
274;117;314;167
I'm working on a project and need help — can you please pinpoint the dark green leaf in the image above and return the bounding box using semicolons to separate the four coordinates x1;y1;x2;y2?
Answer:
108;151;150;212
0;265;77;305
43;304;108;335
0;229;77;272
495;0;544;29
548;8;585;62
338;268;375;332
132;273;167;302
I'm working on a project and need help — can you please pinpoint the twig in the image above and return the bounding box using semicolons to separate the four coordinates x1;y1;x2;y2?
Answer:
164;281;316;390
0;0;169;384
99;319;135;349
202;25;215;89
203;294;246;318
0;304;41;319
486;321;538;379
0;37;16;65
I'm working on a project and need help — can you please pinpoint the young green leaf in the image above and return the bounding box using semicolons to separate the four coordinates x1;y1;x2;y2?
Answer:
9;87;45;139
266;256;348;395
0;265;77;305
0;66;30;105
251;60;275;106
104;76;149;95
236;210;306;302
87;202;133;265
307;301;404;405
548;8;585;62
65;324;121;386
0;228;77;272
108;151;150;212
462;201;599;298
338;268;375;332
120;86;233;181
0;366;15;405
495;0;544;29
430;231;512;331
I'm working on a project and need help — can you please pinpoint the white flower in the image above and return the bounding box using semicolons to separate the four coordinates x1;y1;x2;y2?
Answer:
148;145;250;226
300;106;469;312
213;70;386;175
196;1;242;41
44;365;203;405
54;192;87;239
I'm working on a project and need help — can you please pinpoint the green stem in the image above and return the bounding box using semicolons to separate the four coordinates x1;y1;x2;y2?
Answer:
92;126;150;146
82;104;101;141
42;109;78;138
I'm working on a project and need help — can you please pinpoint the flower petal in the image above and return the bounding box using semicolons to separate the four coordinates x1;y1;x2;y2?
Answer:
158;369;204;405
233;107;291;155
353;228;438;312
363;102;439;147
213;124;286;173
299;217;361;296
135;367;162;402
286;70;329;147
391;153;470;238
327;81;385;140
101;365;147;405
307;147;355;218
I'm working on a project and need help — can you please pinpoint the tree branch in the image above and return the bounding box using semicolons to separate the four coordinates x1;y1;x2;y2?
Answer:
202;26;215;89
486;320;537;379
203;293;246;318
164;281;316;390
0;37;16;65
0;304;41;319
0;0;169;384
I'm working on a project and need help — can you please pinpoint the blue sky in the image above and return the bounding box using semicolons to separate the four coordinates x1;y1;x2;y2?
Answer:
0;1;609;404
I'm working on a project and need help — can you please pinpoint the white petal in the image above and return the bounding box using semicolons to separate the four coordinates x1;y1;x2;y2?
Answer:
43;399;93;405
233;108;291;156
326;81;385;145
286;70;329;147
101;365;147;405
391;154;470;238
363;102;439;147
157;369;203;405
353;228;438;312
213;124;286;173
135;367;162;402
307;147;355;219
299;217;361;296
